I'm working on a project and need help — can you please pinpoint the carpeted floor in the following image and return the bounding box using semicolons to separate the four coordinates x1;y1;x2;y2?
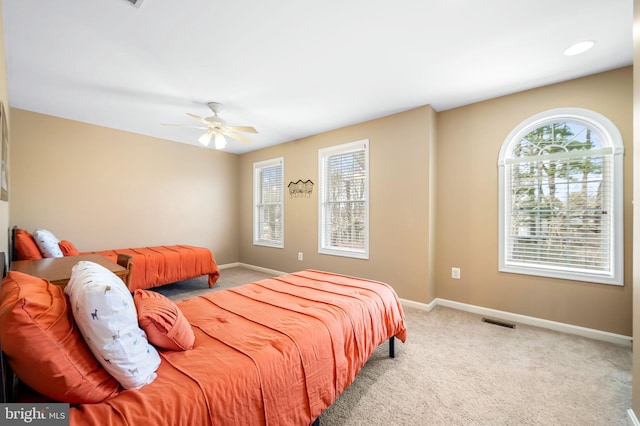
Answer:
153;265;276;301
320;305;631;425
154;266;633;425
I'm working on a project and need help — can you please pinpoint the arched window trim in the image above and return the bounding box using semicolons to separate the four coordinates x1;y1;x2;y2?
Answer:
498;108;624;285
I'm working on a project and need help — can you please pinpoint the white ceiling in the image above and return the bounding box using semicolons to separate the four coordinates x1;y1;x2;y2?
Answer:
2;0;633;154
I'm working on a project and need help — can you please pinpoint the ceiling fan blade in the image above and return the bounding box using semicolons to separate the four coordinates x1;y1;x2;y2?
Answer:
186;113;213;126
167;103;257;146
222;130;252;144
161;123;209;130
225;125;258;134
198;129;214;146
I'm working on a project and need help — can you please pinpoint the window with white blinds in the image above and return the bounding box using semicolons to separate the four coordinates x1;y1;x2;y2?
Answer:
253;157;284;248
318;140;369;259
498;108;624;285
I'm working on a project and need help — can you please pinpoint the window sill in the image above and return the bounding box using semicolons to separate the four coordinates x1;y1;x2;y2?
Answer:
253;241;284;249
499;264;622;286
319;247;368;260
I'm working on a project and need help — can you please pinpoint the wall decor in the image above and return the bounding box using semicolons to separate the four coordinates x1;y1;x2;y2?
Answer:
0;102;8;201
288;179;314;198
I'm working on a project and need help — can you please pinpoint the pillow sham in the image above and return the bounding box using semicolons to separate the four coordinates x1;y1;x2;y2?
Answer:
14;228;43;260
65;261;160;390
58;240;80;256
0;271;119;403
133;289;195;351
32;229;64;258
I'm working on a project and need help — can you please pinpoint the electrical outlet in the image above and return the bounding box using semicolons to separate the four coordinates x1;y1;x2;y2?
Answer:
451;267;461;279
298;252;303;261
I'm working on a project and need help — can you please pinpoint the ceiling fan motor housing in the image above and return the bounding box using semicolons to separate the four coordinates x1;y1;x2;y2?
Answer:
208;102;224;114
206;102;225;125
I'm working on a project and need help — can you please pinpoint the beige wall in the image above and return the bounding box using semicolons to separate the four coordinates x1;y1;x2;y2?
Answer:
436;67;633;336
0;0;9;258
7;70;632;337
9;109;240;264
239;106;436;303
631;0;639;416
238;69;632;336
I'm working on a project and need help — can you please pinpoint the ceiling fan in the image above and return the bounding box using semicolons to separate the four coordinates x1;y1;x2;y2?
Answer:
163;102;258;149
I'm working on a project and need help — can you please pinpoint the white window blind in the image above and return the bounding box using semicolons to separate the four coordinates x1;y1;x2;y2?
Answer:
318;140;369;259
253;157;284;248
499;108;624;285
506;150;612;271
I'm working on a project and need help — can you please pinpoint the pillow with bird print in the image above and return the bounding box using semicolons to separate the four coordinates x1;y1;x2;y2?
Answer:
65;261;160;389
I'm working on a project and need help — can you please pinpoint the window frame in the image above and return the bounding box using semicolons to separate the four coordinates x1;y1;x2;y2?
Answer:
253;157;284;248
318;139;370;259
498;108;624;285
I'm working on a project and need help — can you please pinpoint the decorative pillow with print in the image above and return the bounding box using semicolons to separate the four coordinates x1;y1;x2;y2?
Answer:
65;261;160;390
32;229;64;258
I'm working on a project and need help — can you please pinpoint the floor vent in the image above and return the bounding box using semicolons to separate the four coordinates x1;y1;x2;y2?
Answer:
482;317;516;329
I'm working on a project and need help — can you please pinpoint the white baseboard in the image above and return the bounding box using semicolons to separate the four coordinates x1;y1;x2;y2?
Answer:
217;262;241;270
401;297;631;347
400;298;437;312
222;262;287;277
629;409;640;426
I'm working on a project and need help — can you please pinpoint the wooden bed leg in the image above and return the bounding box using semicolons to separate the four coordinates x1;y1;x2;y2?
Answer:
116;254;133;289
389;336;395;358
311;418;320;426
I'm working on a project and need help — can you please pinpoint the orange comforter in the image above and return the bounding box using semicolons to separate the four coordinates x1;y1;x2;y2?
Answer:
70;270;407;426
84;245;220;291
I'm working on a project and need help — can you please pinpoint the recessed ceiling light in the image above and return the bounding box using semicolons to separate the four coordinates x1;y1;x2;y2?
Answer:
564;40;595;56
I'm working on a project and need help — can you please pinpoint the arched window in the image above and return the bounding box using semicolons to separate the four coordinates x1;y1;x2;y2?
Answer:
498;108;624;285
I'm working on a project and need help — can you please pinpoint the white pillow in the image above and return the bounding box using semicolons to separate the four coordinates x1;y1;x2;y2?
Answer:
32;229;64;258
64;261;160;390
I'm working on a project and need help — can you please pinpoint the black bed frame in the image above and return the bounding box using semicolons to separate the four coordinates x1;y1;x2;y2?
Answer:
9;225;17;262
0;250;16;404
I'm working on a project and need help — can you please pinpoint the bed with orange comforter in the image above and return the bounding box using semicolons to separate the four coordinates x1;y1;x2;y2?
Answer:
68;269;407;425
10;226;220;291
83;246;220;291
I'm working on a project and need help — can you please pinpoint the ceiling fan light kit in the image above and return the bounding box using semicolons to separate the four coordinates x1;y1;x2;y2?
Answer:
214;133;227;150
198;130;214;146
163;102;257;150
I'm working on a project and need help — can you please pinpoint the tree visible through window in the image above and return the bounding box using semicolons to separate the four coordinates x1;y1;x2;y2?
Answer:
319;140;369;259
499;108;623;285
253;157;284;248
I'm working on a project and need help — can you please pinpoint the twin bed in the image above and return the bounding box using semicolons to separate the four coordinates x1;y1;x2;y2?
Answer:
10;227;221;291
84;245;220;291
1;232;407;425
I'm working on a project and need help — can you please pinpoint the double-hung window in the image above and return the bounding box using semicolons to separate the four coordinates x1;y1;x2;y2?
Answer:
318;140;369;259
498;108;624;285
253;157;284;248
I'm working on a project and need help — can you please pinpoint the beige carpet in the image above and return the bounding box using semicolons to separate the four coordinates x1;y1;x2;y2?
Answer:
156;267;632;425
153;266;276;301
